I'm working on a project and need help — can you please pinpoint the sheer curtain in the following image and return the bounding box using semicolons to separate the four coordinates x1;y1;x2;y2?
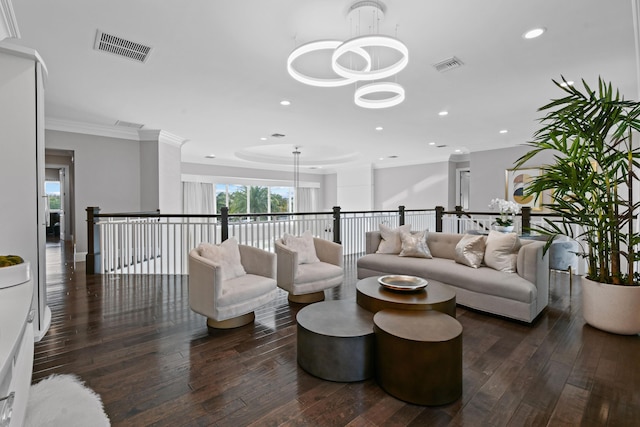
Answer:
297;187;318;212
183;182;215;214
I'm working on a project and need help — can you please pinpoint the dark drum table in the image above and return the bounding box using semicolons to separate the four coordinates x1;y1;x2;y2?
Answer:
296;299;375;382
374;309;463;406
356;276;456;317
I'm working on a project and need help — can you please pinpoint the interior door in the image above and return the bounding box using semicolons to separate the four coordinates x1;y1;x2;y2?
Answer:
58;168;65;240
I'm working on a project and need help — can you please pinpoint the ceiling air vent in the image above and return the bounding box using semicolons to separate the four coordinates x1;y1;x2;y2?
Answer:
115;120;144;129
271;133;286;138
94;30;152;63
433;56;463;73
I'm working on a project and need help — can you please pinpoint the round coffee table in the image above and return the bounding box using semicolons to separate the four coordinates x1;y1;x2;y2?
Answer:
356;276;456;317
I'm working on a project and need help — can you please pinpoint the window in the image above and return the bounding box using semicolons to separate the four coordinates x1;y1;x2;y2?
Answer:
211;184;295;215
45;181;61;211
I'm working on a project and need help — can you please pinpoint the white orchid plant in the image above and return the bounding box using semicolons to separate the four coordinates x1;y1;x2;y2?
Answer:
489;198;521;227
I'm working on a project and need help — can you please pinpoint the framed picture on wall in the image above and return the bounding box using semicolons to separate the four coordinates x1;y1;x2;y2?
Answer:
505;167;543;211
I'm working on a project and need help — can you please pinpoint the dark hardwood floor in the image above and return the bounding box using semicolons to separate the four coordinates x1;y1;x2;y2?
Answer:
35;239;640;426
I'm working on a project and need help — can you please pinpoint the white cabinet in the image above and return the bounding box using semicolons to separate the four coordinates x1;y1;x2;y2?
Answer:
0;263;35;427
0;43;51;341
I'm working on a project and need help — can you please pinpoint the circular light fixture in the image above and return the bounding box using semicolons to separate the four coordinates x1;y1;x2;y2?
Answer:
523;27;546;39
287;40;372;87
438;111;449;116
354;82;405;109
280;100;291;106
454;149;462;153
205;154;216;158
260;137;267;141
428;142;436;146
499;129;508;134
375;126;384;131
332;35;409;81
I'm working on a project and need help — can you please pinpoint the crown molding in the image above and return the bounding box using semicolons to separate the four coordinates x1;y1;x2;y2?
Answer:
0;0;20;41
138;129;187;147
46;118;140;141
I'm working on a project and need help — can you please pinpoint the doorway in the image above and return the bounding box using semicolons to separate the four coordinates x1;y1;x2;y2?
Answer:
45;149;75;271
456;168;470;210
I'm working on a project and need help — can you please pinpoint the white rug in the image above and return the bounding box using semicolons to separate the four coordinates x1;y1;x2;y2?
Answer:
25;374;110;427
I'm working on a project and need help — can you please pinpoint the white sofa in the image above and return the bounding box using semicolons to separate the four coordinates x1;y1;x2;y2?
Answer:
357;231;549;323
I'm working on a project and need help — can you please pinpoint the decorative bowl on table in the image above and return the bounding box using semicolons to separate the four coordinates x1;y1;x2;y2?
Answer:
378;275;428;292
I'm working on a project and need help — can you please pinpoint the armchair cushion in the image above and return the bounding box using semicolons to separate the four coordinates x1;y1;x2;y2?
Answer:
377;224;411;254
197;238;246;280
283;230;320;264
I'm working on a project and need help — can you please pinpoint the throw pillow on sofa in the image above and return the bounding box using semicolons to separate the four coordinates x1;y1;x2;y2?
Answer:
376;223;411;254
399;230;432;258
283;230;320;264
484;230;521;273
198;238;247;280
454;233;485;268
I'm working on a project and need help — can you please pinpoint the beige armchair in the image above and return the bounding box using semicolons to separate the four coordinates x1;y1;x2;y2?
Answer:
275;236;344;303
188;242;278;329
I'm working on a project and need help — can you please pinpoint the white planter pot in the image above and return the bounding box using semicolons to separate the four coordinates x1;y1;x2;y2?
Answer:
493;225;514;233
582;277;640;335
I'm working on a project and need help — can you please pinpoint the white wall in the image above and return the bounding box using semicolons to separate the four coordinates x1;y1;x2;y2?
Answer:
337;165;373;210
373;162;450;210
139;140;159;212
322;173;338;210
468;146;556;211
46;130;141;256
158;141;182;213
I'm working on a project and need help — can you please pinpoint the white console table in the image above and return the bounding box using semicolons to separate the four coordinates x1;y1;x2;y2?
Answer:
0;263;35;427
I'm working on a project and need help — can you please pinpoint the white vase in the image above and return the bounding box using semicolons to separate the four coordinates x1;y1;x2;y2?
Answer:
582;277;640;335
493;225;514;233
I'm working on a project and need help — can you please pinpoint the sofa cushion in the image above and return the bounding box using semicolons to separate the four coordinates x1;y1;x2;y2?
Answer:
198;238;246;281
425;232;464;260
283;230;320;264
377;224;411;254
399;230;432;258
484;231;521;273
454;234;485;268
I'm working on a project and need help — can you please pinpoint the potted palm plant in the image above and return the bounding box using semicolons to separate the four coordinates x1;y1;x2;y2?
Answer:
515;77;640;335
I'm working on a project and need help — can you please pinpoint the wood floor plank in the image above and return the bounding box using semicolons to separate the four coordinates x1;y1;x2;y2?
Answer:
32;239;640;426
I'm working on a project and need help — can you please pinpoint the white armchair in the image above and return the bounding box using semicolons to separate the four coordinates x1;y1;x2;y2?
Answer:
275;236;344;303
188;240;278;329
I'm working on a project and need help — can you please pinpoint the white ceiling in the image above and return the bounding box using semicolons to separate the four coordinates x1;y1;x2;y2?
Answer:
7;0;640;173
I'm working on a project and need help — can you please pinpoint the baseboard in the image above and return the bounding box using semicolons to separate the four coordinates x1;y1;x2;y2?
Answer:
75;252;87;262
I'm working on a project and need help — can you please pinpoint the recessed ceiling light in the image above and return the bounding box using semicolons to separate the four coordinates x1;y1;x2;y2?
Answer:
375;126;383;131
205;154;216;158
280;100;291;106
379;157;385;160
428;142;436;146
454;149;462;153
499;129;508;134
523;27;546;39
560;81;574;87
260;137;268;141
438;111;449;116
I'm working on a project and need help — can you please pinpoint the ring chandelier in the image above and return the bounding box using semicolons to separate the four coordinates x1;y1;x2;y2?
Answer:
286;2;408;109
